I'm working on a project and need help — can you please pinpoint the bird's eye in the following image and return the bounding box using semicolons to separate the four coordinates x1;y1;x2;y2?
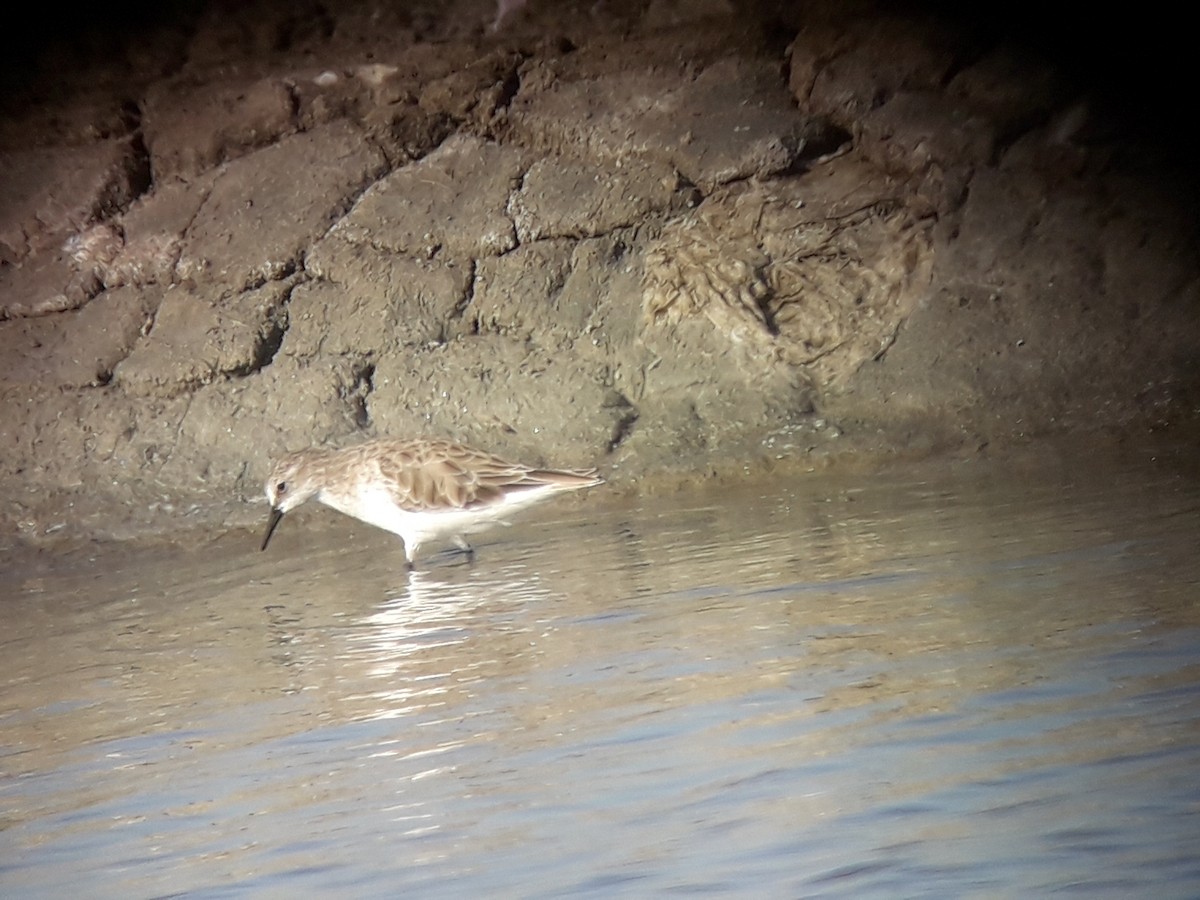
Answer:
276;481;288;494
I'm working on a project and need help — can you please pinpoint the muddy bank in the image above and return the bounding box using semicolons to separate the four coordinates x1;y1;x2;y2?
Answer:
1;0;1197;550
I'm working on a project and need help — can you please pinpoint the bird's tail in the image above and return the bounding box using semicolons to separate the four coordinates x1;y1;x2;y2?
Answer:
529;468;604;489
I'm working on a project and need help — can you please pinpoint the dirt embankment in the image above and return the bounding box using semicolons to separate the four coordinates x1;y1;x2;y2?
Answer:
1;0;1197;549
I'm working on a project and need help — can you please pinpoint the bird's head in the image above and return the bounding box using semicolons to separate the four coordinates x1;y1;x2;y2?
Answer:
261;451;324;550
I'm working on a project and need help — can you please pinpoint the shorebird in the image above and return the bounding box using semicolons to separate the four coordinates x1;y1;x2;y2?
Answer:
260;438;603;565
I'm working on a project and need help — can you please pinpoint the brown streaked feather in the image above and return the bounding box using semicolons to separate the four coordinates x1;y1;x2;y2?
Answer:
371;438;600;512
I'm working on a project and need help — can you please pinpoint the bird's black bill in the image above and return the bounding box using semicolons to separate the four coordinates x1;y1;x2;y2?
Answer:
261;507;284;551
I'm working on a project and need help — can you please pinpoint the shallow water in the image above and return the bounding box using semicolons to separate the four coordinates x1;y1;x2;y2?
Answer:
3;447;1200;897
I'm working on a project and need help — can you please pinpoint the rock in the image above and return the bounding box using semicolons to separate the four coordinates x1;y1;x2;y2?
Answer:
0;286;155;387
143;76;298;179
509;154;678;242
510;56;824;191
644;161;934;390
283;253;472;357
790;15;961;121
176;120;387;291
115;279;293;395
0;243;104;321
368;335;628;467
330;134;523;259
0;138;148;264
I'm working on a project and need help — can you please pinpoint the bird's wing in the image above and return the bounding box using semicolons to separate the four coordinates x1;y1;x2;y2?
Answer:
374;439;600;511
371;440;524;511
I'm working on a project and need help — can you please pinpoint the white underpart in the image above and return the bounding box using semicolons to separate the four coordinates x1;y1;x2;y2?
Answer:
317;481;569;562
